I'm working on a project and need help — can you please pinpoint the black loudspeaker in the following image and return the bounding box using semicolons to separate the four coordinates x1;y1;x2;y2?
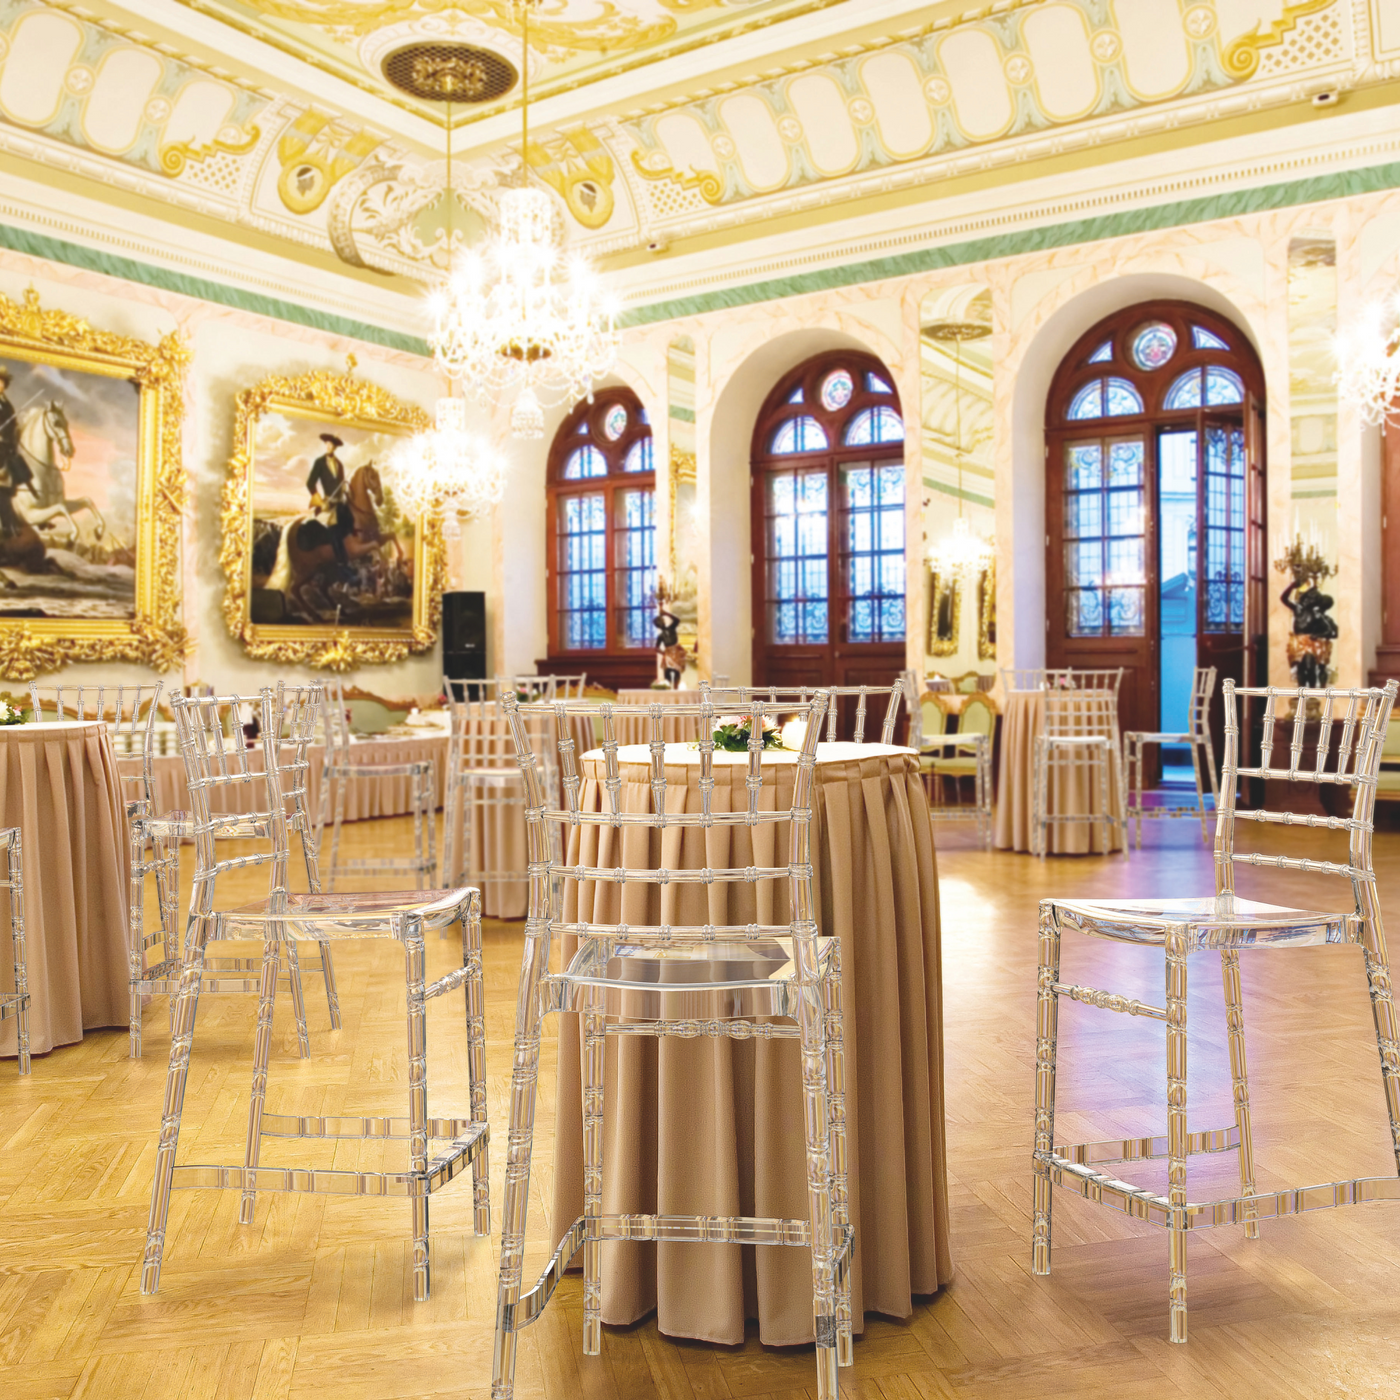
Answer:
441;590;486;680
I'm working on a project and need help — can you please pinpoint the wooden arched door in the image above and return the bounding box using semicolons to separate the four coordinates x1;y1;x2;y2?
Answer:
1045;302;1266;741
750;352;907;688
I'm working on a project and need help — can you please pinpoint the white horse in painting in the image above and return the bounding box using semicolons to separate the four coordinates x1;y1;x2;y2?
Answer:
15;401;107;544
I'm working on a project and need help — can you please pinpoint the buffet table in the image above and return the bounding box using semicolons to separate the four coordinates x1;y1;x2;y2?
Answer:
551;741;951;1344
0;721;129;1058
993;688;1124;853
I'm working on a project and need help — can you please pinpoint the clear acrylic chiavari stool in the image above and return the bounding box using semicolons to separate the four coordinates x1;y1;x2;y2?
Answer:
28;682;187;1058
118;691;339;1058
0;828;28;1074
141;684;489;1299
1031;669;1129;858
491;693;853;1400
1033;680;1400;1342
319;677;437;890
1125;665;1219;847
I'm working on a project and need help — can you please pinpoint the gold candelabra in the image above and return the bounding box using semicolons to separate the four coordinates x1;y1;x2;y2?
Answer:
1273;534;1335;590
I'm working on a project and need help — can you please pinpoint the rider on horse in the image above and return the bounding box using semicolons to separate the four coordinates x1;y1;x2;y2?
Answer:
306;433;354;566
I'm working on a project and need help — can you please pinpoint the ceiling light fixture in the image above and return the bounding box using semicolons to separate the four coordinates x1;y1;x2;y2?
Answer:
428;0;619;439
925;321;995;586
385;395;507;532
1336;296;1400;429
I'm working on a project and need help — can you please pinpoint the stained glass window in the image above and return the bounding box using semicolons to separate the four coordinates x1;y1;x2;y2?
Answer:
765;469;829;644
787;386;804;403
771;416;830;453
1203;423;1245;633
558;494;607;649
1165;365;1244;409
1130;321;1177;370
843;462;905;642
867;372;894;394
1063;437;1146;637
1192;326;1229;350
1087;341;1113;364
821;369;855;411
603;403;629;440
564;444;608;479
614;489;657;647
1068;377;1143;420
624;438;653;473
843;406;905;446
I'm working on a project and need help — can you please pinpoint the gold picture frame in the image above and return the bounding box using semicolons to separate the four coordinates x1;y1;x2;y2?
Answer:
0;286;189;680
219;360;443;670
929;569;961;657
978;559;997;662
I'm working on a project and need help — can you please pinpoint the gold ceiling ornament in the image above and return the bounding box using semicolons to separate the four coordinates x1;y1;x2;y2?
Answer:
0;287;190;680
219;360;445;669
276;109;383;215
159;123;262;178
1222;0;1335;79
527;126;616;230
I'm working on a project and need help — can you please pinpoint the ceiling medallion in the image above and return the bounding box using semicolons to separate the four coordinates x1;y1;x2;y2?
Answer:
427;1;618;439
382;41;517;104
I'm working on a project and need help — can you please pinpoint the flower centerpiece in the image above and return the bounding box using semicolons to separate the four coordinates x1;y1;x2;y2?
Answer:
0;699;27;726
711;714;786;754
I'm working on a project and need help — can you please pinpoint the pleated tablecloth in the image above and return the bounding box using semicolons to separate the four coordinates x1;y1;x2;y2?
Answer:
551;741;951;1344
994;689;1124;853
614;690;707;745
0;721;130;1058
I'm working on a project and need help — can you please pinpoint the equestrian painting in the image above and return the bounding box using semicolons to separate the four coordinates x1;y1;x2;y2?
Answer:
246;410;416;628
0;354;138;620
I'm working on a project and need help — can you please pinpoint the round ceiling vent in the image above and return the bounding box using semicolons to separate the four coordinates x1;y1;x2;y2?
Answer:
382;42;517;104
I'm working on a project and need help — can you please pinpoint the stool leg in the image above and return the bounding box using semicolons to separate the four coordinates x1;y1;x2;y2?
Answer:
1032;903;1060;1275
239;933;280;1225
405;917;431;1301
1361;932;1400;1176
128;815;147;1060
581;989;606;1355
412;773;427;891
462;894;491;1236
1220;950;1259;1240
492;924;550;1400
8;832;29;1075
330;772;346;892
1032;737;1045;858
1130;737;1142;849
1096;744;1111;855
142;913;212;1293
1166;926;1189;1343
426;769;437;884
824;941;853;1365
1190;738;1208;846
283;940;311;1059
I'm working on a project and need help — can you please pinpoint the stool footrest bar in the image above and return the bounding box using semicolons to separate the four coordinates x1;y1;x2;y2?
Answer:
258;1112;480;1140
1053;982;1166;1019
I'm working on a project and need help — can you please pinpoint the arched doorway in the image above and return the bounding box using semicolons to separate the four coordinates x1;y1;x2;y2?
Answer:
750;351;906;687
1045;301;1266;742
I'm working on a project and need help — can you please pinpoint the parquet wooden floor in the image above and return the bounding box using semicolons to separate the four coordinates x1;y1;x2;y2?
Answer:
2;813;1399;1399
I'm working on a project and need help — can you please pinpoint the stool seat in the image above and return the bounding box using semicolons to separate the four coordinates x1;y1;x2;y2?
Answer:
1047;895;1354;950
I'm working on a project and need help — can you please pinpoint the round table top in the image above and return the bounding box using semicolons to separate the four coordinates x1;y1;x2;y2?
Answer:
583;741;914;767
1;719;105;740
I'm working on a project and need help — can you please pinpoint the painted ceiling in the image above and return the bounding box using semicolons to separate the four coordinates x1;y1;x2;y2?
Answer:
0;0;1395;305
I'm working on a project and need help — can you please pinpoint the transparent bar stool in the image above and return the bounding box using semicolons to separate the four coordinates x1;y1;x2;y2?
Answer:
920;691;995;848
1033;679;1400;1342
141;684;489;1299
491;694;852;1400
319;677;437;889
0;828;28;1074
1031;674;1129;858
115;691;338;1058
702;676;909;745
1125;665;1219;846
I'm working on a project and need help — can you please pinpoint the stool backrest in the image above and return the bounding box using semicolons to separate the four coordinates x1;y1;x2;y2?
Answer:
1002;667;1045;692
504;692;827;937
1062;668;1123;693
447;695;516;768
29;682;163;805
1043;689;1119;742
701;679;908;746
322;677;352;758
1186;666;1218;742
1217;681;1398;924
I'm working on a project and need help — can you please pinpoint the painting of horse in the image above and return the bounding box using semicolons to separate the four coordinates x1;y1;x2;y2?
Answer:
0;354;138;620
246;411;416;628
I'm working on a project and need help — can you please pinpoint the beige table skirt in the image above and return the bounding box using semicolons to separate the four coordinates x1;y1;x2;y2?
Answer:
614;690;706;745
144;735;449;822
994;690;1124;853
552;746;951;1345
0;722;130;1058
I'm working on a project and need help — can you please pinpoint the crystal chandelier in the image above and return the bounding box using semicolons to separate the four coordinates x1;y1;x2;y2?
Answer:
1336;296;1400;429
385;395;507;530
925;321;995;584
429;0;618;439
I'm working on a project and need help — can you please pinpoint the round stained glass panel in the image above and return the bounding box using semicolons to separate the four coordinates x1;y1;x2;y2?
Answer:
820;369;854;412
602;403;629;440
1130;321;1177;371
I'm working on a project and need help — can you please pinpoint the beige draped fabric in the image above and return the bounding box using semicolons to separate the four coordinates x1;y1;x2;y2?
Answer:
994;690;1124;853
551;745;951;1345
0;722;130;1058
